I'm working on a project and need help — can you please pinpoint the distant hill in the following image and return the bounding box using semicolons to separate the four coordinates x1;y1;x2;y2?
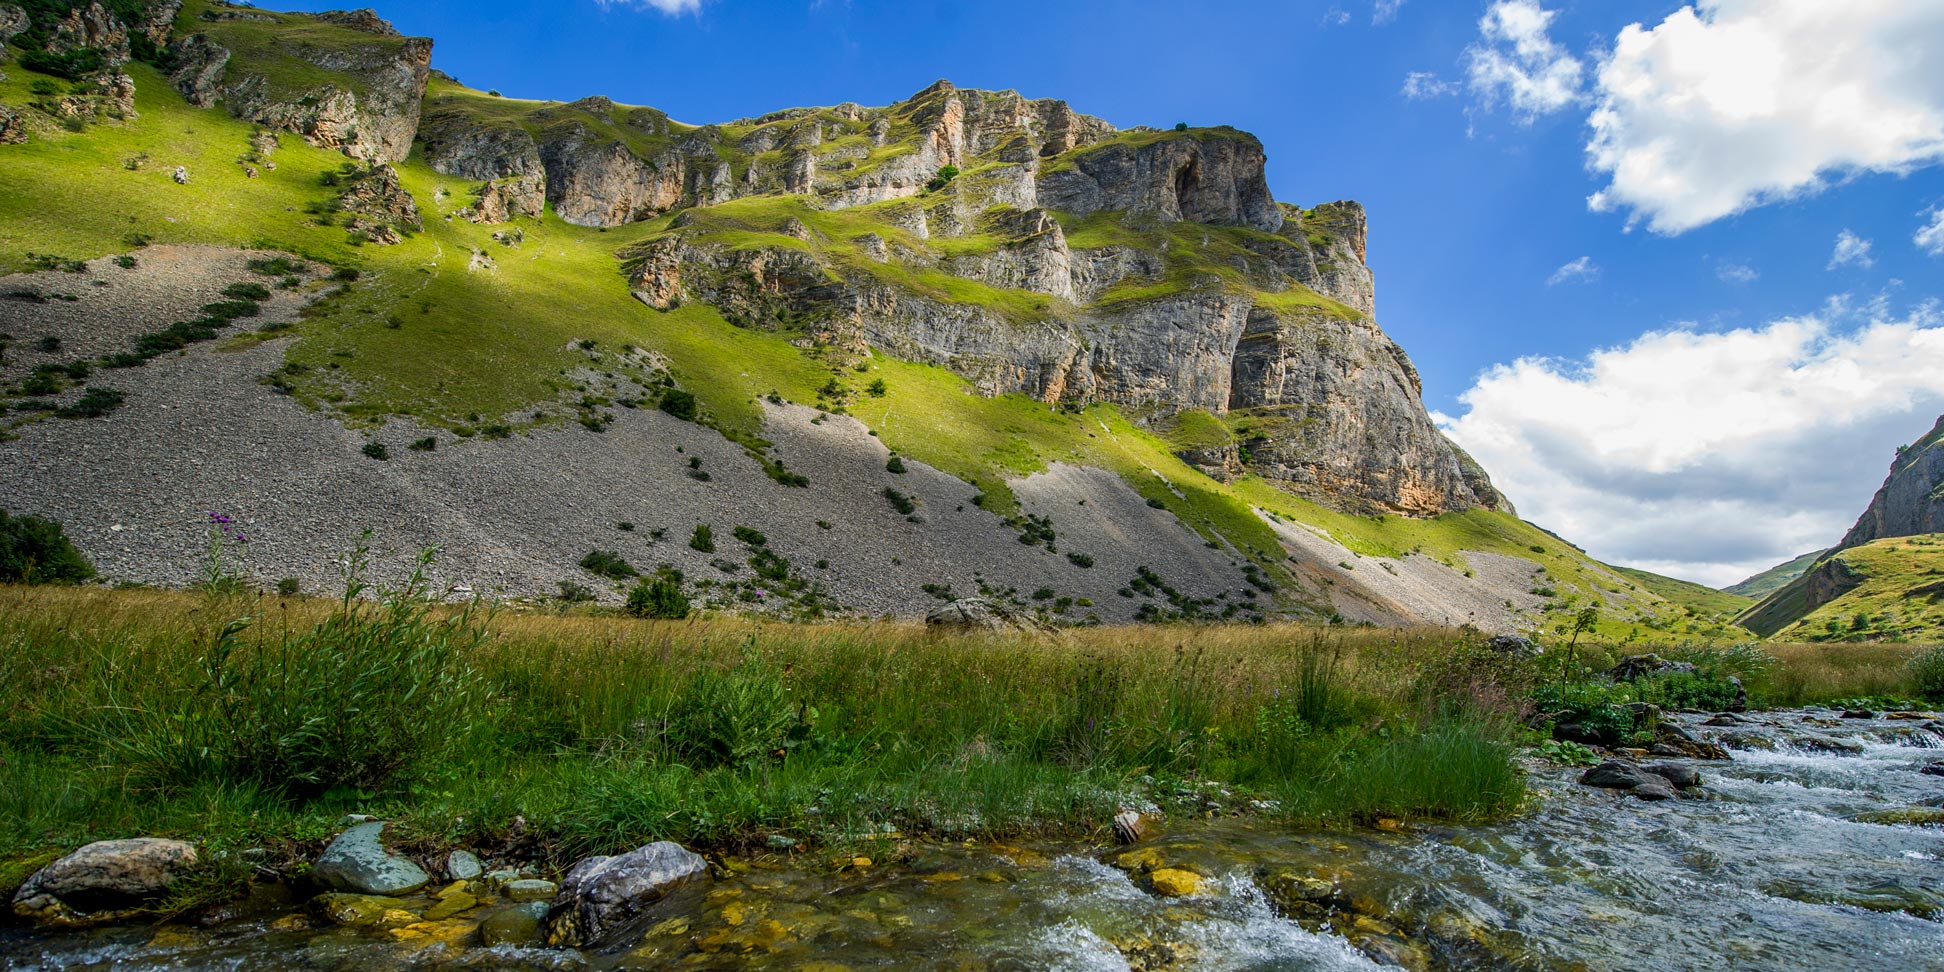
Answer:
1614;566;1752;622
1724;550;1827;599
1738;415;1944;639
1737;536;1944;641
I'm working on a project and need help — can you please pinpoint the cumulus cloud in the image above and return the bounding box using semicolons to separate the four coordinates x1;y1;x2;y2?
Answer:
1828;230;1875;270
1919;207;1944;257
1715;262;1759;284
1464;0;1584;121
1401;72;1457;100
598;0;704;14
1438;307;1944;587
1547;256;1598;285
1586;1;1944;234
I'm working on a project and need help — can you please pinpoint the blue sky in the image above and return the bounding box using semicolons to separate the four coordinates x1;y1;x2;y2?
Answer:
281;0;1944;585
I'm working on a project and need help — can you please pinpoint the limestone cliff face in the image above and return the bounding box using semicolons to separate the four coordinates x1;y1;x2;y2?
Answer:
1838;416;1944;550
169;7;430;163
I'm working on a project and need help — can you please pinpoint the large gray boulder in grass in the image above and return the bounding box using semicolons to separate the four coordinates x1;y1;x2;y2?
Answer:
10;838;198;927
545;842;707;947
924;597;1052;634
310;821;430;896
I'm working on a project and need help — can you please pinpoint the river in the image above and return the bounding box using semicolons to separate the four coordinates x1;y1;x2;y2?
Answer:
3;710;1940;971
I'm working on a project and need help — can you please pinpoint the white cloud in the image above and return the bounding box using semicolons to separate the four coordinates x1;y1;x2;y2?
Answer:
1918;207;1944;257
1715;262;1759;284
1547;256;1598;285
1586;1;1944;234
1828;229;1875;270
1465;0;1584;121
1439;306;1944;587
1401;72;1457;100
1374;0;1406;26
598;0;704;14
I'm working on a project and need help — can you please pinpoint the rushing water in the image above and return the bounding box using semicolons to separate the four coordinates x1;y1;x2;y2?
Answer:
3;710;1941;972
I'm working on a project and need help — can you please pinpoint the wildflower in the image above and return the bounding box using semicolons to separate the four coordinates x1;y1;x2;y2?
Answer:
208;512;232;525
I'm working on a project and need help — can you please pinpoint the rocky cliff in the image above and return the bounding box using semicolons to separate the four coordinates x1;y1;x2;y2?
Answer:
167;2;430;163
1738;415;1944;636
1839;415;1944;550
416;77;1505;515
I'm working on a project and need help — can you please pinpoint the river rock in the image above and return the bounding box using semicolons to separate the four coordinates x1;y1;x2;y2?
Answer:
10;838;198;927
311;892;409;927
1840;709;1876;720
1147;868;1204;897
1607;654;1696;681
504;879;558;902
1631;783;1678;801
479;901;551;946
311;822;430;896
1641;761;1701;789
545;841;708;947
1920;762;1944;778
1580;760;1660;790
445;849;483;881
1113;810;1158;844
1650;722;1730;760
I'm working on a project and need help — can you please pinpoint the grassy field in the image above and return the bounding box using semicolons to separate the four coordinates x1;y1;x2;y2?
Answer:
1760;535;1944;642
1;575;1934;898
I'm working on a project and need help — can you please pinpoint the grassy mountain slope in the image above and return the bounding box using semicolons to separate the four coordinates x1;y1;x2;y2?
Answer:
1613;565;1752;622
0;56;1688;629
1744;536;1944;642
1724;550;1827;599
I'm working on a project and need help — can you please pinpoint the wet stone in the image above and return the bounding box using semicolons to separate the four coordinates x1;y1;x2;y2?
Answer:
504;879;557;902
476;901;550;946
445;850;483;882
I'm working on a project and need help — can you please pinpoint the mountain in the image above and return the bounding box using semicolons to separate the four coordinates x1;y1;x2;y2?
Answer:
1723;549;1826;599
1611;566;1751;623
1738;416;1944;639
0;1;1690;629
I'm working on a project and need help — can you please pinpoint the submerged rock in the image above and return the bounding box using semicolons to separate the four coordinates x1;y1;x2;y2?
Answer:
311;822;430;897
10;838;198;927
546;841;708;947
479;901;550;946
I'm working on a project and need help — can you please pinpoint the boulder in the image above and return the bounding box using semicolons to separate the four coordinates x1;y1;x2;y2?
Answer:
1147;868;1204;897
1640;761;1702;789
311;892;404;927
1920;762;1944;778
310;822;430;897
924;596;1051;633
445;849;483;882
10;838;198;927
1112;810;1157;845
1580;760;1659;791
1485;634;1541;658
1631;783;1679;802
1606;654;1697;682
172;165;189;185
1840;709;1876;720
545;841;708;947
1650;722;1730;761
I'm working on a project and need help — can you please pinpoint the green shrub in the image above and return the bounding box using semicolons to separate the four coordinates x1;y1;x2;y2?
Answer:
580;549;637;580
732;526;766;547
556;580;595;603
1909;646;1944;701
361;442;389;461
144;552;485;795
885;455;906;474
409;436;437;452
275;577;300;596
689;524;715;553
200;300;260;321
925;165;960;192
659;388;698;421
626;572;690;619
884;487;916;515
0;509;96;584
1632;670;1741;711
664;653;807;768
57;387;124;419
221;282;272;302
247;257;305;276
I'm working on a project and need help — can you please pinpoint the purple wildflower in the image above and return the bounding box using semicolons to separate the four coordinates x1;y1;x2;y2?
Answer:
208;512;232;526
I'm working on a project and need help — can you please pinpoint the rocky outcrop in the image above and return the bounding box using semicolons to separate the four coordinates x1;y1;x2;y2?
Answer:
335;163;420;244
169;8;430;162
1040;129;1282;233
924;596;1053;633
546;842;708;947
0;5;28;60
464;173;544;224
10;838;198;927
1840;415;1944;550
45;2;131;71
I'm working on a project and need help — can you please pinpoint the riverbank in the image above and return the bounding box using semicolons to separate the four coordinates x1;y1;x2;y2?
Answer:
1;579;1937;927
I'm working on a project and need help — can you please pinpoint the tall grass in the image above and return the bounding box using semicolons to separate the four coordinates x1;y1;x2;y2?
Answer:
0;583;1548;865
